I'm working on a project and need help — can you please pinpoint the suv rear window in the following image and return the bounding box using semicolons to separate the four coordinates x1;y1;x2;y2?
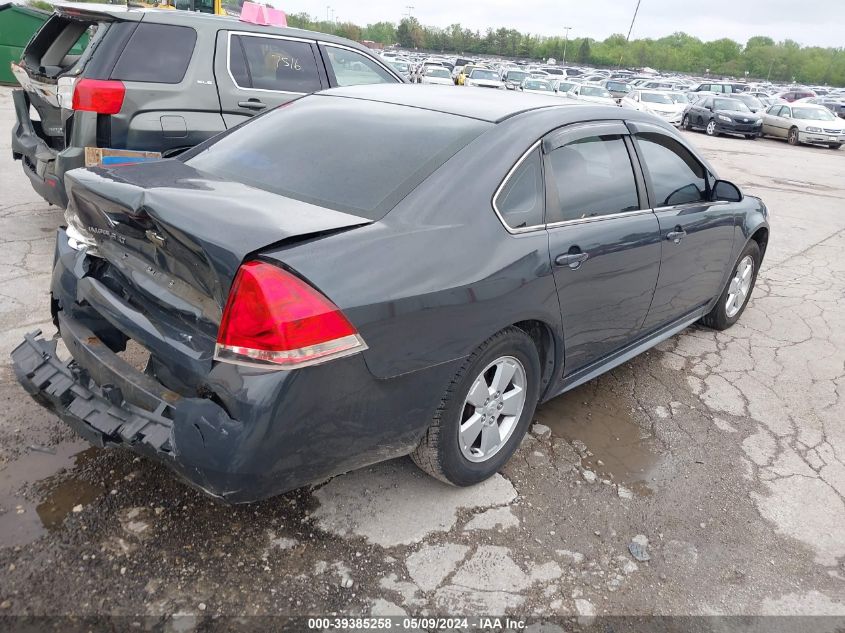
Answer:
183;95;490;219
111;23;196;84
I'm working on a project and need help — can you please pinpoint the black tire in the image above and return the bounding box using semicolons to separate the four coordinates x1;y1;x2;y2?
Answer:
787;127;799;145
828;143;842;150
411;327;541;486
705;119;718;136
682;114;692;131
701;240;762;331
745;134;757;140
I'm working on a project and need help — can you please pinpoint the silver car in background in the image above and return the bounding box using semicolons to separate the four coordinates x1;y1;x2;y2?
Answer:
761;103;845;149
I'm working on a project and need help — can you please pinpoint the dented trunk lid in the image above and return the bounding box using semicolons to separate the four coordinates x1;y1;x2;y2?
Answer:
64;160;372;368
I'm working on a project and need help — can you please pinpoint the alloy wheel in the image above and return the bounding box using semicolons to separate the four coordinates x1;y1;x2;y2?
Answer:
726;255;754;318
706;120;716;135
458;356;527;463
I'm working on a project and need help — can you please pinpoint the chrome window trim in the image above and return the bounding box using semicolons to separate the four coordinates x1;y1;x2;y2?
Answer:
652;200;730;213
491;140;545;235
321;42;404;83
545;208;654;230
226;31;317;96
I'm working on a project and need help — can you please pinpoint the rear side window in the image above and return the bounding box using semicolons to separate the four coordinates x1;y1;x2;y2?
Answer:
184;96;490;219
323;46;397;86
635;132;708;207
111;24;196;84
230;35;322;93
494;147;544;230
547;135;640;223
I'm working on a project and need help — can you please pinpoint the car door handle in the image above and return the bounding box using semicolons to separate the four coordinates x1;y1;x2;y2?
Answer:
238;99;267;111
555;252;589;269
666;229;687;243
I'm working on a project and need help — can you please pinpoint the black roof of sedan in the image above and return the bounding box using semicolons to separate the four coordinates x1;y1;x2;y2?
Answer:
324;84;579;123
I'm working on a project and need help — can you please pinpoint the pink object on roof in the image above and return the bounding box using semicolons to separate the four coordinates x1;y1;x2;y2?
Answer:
239;2;287;27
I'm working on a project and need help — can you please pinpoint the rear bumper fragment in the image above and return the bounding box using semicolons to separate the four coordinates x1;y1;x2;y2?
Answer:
10;317;260;501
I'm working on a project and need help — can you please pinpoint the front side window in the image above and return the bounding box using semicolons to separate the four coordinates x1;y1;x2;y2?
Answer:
494;147;544;229
547;135;640;223
635;132;708;207
324;46;396;86
230;35;322;93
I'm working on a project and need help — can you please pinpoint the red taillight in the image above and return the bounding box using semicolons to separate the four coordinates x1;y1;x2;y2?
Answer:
215;261;366;369
71;79;125;115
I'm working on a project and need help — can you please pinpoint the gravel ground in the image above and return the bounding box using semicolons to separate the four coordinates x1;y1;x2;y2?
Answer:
0;86;843;628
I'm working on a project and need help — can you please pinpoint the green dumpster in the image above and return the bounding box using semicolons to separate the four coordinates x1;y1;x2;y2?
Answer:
0;3;50;85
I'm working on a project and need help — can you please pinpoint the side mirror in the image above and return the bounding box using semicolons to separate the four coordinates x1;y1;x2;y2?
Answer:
712;179;742;203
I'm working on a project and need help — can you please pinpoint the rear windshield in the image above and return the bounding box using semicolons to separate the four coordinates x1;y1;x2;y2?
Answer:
642;92;673;104
184;96;491;219
582;86;611;98
23;15;98;77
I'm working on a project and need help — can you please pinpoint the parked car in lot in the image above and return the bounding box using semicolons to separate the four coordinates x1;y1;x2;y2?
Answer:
774;89;816;103
464;68;504;89
550;79;579;96
733;93;767;114
761;103;845;149
10;6;404;209
690;82;749;95
503;69;530;90
682;96;762;138
600;79;632;102
620;90;685;125
798;96;845;119
567;83;616;105
420;66;453;86
11;85;769;502
519;79;554;95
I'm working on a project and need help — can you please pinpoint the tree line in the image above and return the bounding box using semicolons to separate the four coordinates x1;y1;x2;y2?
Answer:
286;14;845;86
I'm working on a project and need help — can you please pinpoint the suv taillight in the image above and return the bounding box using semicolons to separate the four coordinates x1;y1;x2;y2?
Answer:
71;79;125;115
215;261;367;369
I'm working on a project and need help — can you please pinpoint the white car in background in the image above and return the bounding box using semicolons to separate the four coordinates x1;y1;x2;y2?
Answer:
568;83;617;106
419;66;454;86
621;90;685;125
464;68;505;89
519;78;555;95
761;103;845;149
551;79;580;97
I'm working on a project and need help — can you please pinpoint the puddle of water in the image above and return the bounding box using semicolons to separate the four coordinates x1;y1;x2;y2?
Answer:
536;384;661;495
0;441;105;547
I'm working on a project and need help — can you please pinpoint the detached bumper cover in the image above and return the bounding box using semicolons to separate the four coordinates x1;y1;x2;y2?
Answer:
11;316;260;501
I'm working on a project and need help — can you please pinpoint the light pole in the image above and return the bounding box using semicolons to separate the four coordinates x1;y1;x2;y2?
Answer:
326;5;331;22
561;26;572;66
405;5;414;18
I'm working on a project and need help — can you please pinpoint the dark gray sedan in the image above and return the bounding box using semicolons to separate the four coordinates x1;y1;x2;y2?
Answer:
12;86;769;502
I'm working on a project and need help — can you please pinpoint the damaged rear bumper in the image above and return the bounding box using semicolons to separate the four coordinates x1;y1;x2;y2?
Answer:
11;316;266;502
11;88;85;208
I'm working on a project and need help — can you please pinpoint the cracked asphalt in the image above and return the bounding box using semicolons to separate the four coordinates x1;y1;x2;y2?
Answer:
0;85;844;625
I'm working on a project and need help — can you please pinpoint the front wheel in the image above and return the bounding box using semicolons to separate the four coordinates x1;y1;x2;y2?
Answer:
787;127;799;145
828;143;842;150
411;327;541;486
701;240;761;331
705;119;718;136
683;114;693;131
745;134;758;140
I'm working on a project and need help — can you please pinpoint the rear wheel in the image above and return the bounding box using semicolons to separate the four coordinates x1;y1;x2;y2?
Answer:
411;328;541;486
701;240;761;331
745;134;757;140
705;119;718;136
787;127;799;145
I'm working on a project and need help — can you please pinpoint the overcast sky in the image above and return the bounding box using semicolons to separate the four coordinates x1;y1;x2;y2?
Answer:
279;0;844;48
